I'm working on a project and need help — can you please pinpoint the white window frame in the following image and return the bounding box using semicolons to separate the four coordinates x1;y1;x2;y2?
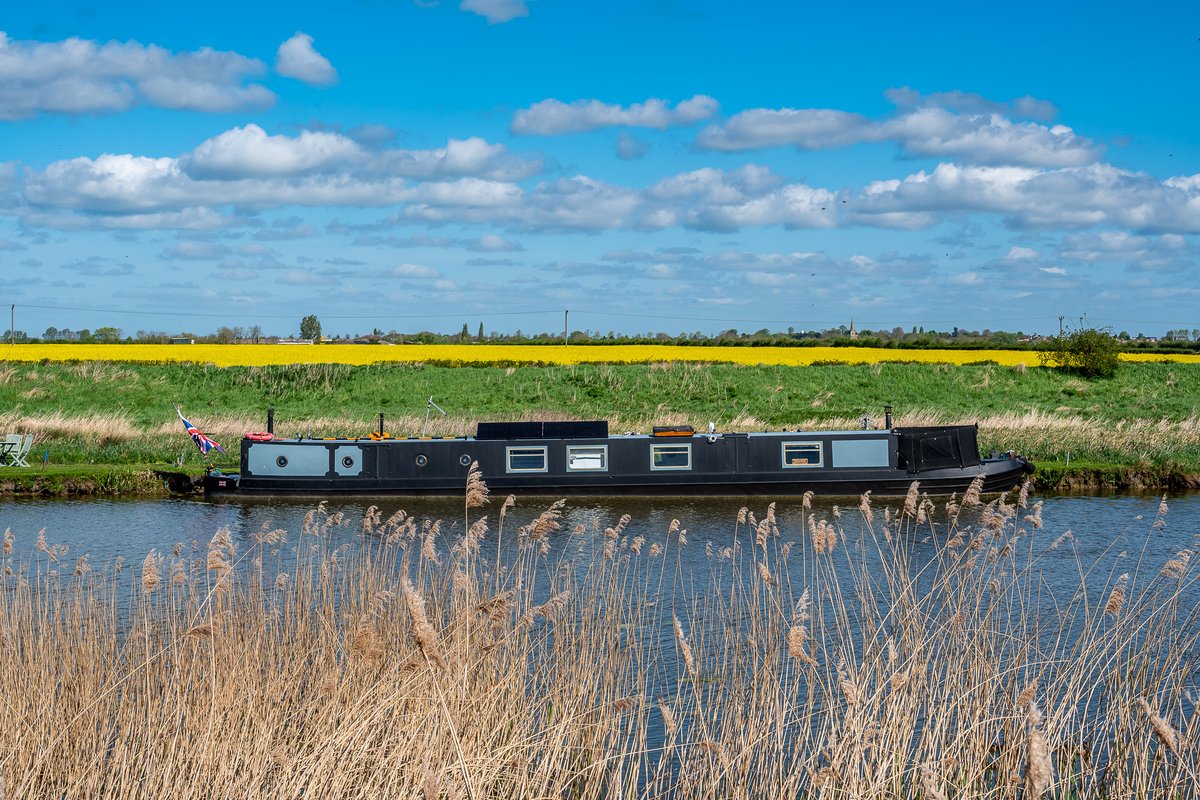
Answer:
506;445;548;473
566;444;608;472
650;443;692;471
782;441;823;468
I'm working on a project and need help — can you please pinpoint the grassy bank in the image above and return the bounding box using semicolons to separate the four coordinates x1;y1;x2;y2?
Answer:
0;465;168;497
2;360;1199;491
1;486;1195;797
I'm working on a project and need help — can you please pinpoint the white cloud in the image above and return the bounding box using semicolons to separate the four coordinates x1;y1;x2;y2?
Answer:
852;162;1200;232
380;137;539;181
1057;231;1193;269
1039;266;1067;275
616;133;650;160
512;94;718;135
185;125;361;178
16;121;1200;240
697;108;868;151
0;30;272;120
281;269;338;286
646;166;837;231
469;234;522;252
460;0;529;24
274;32;338;87
745;271;793;287
383;263;440;278
162;241;231;260
403;174;640;232
884;86;1058;121
19;128;539;221
880;109;1100;167
645;263;677;279
1005;246;1039;260
695;94;1100;168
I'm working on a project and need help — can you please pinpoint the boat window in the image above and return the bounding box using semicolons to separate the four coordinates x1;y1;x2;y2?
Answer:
651;443;691;471
506;446;548;473
782;442;822;468
567;445;607;472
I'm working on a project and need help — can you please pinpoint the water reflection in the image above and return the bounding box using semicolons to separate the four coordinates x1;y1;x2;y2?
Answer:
2;492;1196;594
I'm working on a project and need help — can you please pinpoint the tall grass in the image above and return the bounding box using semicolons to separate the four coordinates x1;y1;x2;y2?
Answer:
0;482;1196;797
4;360;1200;476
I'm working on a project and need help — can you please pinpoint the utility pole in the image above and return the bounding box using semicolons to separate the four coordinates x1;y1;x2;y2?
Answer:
1058;315;1064;337
9;305;13;346
564;309;568;345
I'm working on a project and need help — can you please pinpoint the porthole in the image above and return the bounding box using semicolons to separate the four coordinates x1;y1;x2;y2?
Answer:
459;454;471;466
276;455;289;468
415;454;428;467
341;456;355;469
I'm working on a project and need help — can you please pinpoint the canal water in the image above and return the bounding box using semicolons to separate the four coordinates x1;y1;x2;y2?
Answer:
2;491;1197;590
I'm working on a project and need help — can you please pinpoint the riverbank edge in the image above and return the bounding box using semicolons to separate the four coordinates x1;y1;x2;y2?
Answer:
1;462;1197;498
0;466;171;498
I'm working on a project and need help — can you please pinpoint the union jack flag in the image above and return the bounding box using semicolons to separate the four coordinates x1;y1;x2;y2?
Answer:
177;409;225;456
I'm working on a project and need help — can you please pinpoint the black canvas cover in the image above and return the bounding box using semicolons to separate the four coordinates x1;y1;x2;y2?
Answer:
475;420;609;440
896;426;981;471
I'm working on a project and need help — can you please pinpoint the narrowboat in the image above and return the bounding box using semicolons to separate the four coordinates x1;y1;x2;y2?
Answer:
202;410;1032;497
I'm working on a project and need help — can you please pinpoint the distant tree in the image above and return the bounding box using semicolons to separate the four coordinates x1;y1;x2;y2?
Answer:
249;324;264;343
95;326;122;343
299;315;322;341
460;323;470;341
1038;327;1121;379
43;326;59;341
477;322;484;342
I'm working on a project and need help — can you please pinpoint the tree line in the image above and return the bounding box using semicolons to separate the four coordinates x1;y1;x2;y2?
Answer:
9;316;1200;354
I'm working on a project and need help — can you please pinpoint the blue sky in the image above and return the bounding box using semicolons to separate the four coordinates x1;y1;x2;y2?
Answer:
2;0;1199;338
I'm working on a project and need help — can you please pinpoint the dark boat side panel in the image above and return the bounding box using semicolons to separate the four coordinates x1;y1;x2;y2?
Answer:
217;426;1031;497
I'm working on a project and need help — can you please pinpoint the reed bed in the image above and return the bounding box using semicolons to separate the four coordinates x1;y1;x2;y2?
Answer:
1;479;1197;798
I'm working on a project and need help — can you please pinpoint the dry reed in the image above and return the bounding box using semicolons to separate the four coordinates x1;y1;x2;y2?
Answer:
0;483;1196;798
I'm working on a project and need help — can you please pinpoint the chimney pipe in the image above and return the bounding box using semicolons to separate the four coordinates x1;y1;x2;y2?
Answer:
379;412;385;437
884;405;893;430
267;407;275;434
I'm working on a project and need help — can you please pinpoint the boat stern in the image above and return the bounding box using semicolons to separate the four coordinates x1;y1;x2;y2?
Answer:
203;469;240;494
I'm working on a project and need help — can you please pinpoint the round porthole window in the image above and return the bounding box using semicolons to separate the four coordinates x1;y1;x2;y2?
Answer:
276;455;288;468
459;454;471;466
341;456;355;468
415;454;428;467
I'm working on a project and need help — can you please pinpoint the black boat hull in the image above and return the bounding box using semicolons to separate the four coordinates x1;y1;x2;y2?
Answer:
204;424;1032;498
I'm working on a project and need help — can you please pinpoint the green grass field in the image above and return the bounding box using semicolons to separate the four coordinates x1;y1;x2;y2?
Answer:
2;360;1199;489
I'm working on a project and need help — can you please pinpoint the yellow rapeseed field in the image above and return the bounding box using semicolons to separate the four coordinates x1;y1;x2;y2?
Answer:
3;343;1199;367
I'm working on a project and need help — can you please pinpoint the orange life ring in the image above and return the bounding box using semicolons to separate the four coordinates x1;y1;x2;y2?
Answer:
245;432;275;442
